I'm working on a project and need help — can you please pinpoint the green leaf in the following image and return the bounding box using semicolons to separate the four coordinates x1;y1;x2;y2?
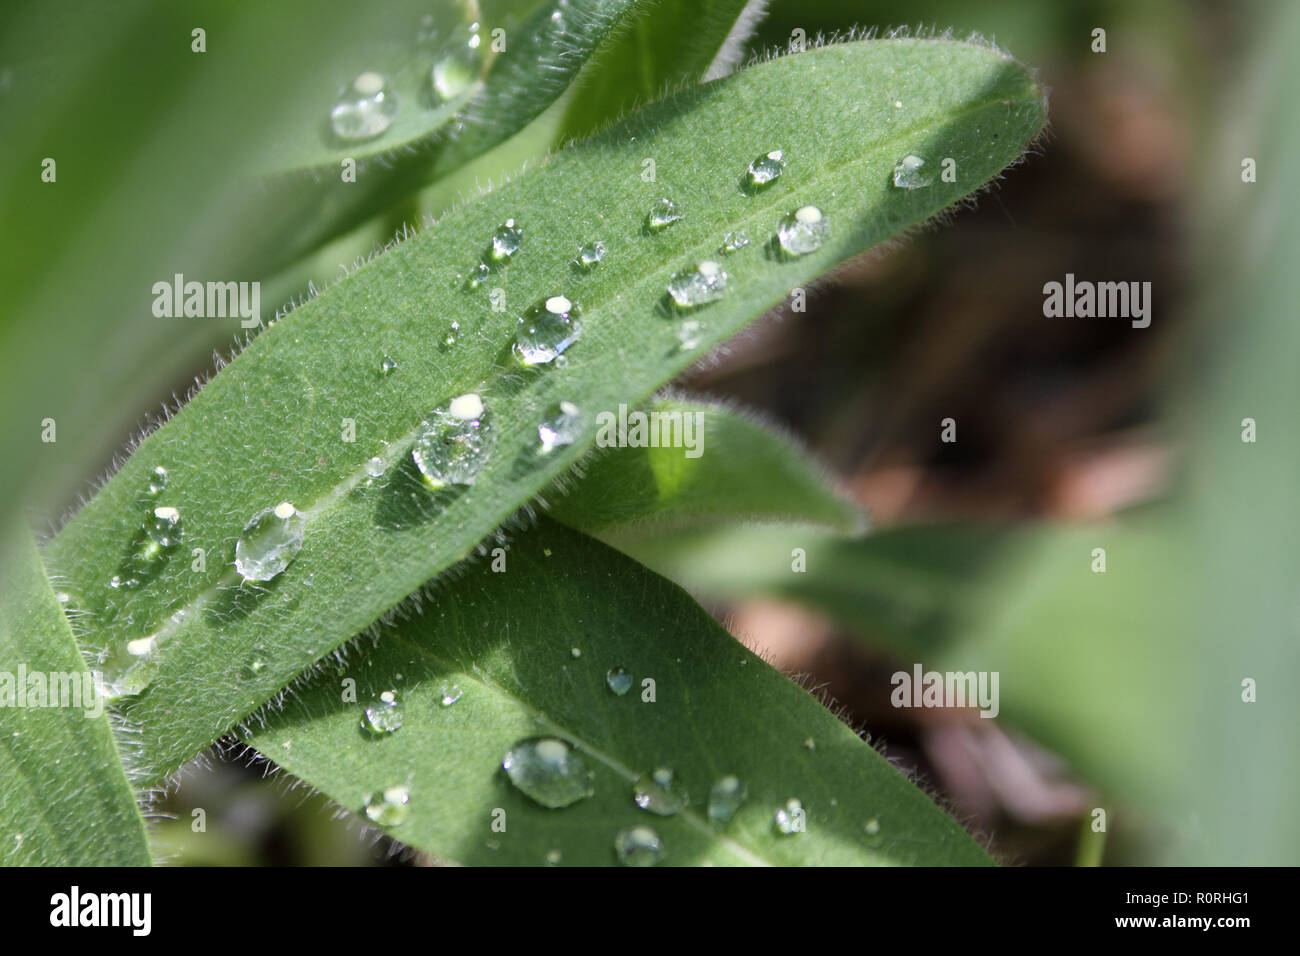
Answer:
558;0;761;142
48;37;1046;783
0;524;150;866
242;519;990;865
552;396;866;535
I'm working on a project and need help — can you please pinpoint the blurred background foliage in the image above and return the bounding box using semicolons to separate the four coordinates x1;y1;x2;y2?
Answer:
1;0;1293;865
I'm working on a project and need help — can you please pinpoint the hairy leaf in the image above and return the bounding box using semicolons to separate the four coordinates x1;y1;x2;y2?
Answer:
48;38;1046;782
243;520;990;865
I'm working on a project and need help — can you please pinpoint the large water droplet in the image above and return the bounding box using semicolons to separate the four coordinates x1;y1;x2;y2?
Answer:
513;295;583;366
645;198;683;232
667;260;728;309
487;219;523;263
502;737;594;808
573;242;606;271
361;690;404;736
708;775;747;827
633;767;687;815
773;797;805;835
363;785;411;827
330;72;399;141
776;205;831;256
234;501;305;582
538;401;581;454
95;637;160;700
614;825;663;866
745;149;785;190
605;666;632;696
892;154;931;190
411;393;494;489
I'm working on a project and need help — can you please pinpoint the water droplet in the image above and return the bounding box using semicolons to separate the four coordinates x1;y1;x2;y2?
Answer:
774;798;805;835
502;737;594;808
745;149;785;190
708;775;747;827
431;22;483;102
667;259;728;309
538;401;582;454
234;501;305;582
633;767;687;815
865;817;882;836
645;198;682;232
113;506;184;588
365;456;386;479
892;154;930;189
614;825;663;866
545;848;562;866
605;666;632;696
463;262;492;290
674;319;705;352
330;72;399;141
363;785;411;826
438;683;463;707
513;295;583;366
362;690;404;736
95;636;160;700
719;231;750;254
776;205;830;256
411;393;494;489
441;320;461;349
380;354;398;375
135;465;168;506
803;737;816;751
573;241;606;271
487;219;523;263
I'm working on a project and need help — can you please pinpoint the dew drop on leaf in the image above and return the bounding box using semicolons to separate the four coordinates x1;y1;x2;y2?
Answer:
633;767;687;816
538;401;581;454
234;501;305;582
379;354;398;375
708;774;747;827
330;71;399;141
774;798;805;835
365;456;386;479
667;259;728;309
573;241;606;271
361;690;404;736
776;205;831;256
363;785;411;826
892;153;931;189
605;666;632;696
438;683;462;707
744;149;785;190
501;737;595;808
614;825;663;866
431;21;483;102
411;393;494;489
462;262;491;290
487;219;523;263
645;198;683;231
719;231;750;254
513;295;583;366
674;319;705;353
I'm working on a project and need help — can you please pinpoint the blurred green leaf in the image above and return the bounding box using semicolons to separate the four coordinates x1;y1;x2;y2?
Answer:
244;519;991;865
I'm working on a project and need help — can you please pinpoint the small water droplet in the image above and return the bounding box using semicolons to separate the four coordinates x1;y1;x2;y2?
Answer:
645;198;682;232
776;205;830;256
545;848;562;865
864;817;882;842
803;737;816;751
538;401;582;454
719;231;750;254
380;354;399;375
745;149;785;190
363;785;411;826
502;737;594;808
135;465;168;506
573;241;606;271
633;767;687;815
330;72;399;141
570;647;581;658
774;798;805;835
234;501;305;582
614;825;663;866
487;219;523;263
365;456;386;479
438;683;463;707
113;505;185;589
892;154;931;190
441;320;461;349
362;690;404;736
411;393;494;489
513;295;583;366
95;635;160;700
667;259;728;309
674;319;705;352
708;775;747;827
463;262;492;290
605;666;632;696
431;22;484;102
